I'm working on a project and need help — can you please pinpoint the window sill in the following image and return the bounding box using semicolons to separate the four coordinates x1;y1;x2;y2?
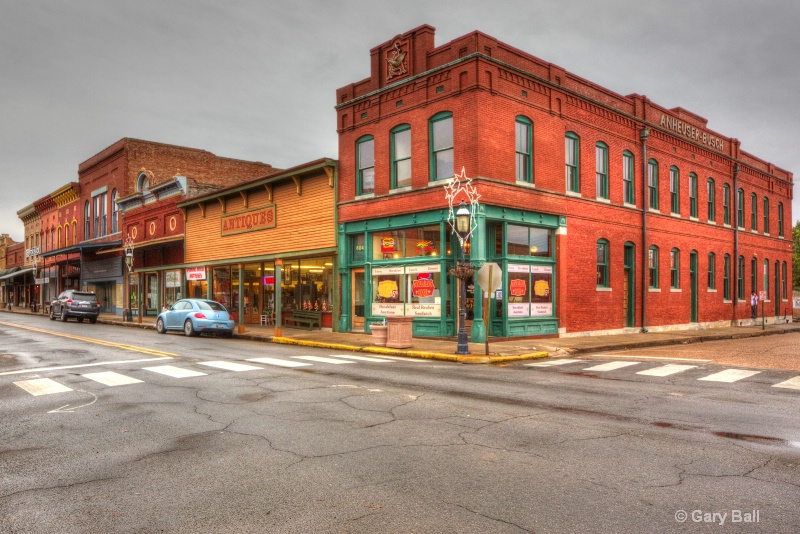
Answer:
566;191;582;198
596;197;611;203
355;193;375;200
690;216;699;222
596;287;612;292
707;288;717;293
724;224;731;228
670;288;682;292
764;232;771;237
723;299;732;303
751;230;759;234
516;181;536;189
648;287;661;292
389;186;412;194
648;208;660;214
707;220;716;225
624;202;637;209
670;213;681;218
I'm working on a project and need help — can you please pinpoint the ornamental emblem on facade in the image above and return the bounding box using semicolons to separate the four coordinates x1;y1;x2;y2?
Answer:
386;40;408;81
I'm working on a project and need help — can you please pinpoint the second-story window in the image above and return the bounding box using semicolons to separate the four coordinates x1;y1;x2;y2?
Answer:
763;197;770;234
707;178;715;222
93;195;100;238
391;125;411;189
516;117;533;183
430;112;453;181
595;142;608;199
84;201;90;240
737;188;745;228
778;202;784;237
111;189;119;233
689;172;698;218
723;184;731;225
597;239;609;287
670;248;680;288
356;136;374;195
751;193;758;231
648;159;658;210
670;166;680;214
565;132;580;193
623;151;635;204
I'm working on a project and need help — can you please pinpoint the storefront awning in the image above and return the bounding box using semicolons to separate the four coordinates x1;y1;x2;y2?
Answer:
42;241;123;258
0;268;35;281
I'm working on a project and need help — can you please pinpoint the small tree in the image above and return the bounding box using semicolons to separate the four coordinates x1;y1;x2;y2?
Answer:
793;221;800;291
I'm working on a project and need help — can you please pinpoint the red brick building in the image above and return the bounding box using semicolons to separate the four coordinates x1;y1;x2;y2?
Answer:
335;25;793;340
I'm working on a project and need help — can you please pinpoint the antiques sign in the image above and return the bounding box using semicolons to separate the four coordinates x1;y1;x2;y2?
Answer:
221;206;276;236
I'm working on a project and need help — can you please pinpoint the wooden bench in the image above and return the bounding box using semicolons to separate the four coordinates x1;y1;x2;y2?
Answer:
284;310;322;330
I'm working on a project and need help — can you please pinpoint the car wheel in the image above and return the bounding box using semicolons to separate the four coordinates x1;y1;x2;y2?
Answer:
89;317;97;324
49;307;56;321
156;318;166;334
60;309;69;322
184;319;196;337
77;317;84;323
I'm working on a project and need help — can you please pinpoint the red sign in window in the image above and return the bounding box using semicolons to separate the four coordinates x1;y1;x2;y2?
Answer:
412;278;435;298
509;279;527;297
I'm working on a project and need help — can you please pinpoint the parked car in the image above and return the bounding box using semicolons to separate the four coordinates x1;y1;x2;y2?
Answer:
50;290;100;323
156;299;235;337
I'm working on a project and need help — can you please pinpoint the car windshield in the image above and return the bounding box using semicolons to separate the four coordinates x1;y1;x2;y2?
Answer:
197;301;226;312
73;294;96;302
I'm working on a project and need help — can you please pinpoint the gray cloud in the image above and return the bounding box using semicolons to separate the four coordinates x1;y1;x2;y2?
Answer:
1;0;797;241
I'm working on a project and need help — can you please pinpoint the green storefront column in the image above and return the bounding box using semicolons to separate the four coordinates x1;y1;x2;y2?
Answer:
470;209;487;343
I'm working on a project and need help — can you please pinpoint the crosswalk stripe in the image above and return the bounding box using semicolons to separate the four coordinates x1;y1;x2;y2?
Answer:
143;365;207;378
293;356;355;365
637;364;697;377
772;376;800;390
247;357;311;368
327;354;395;362
584;361;640;372
14;378;73;396
525;359;583;367
698;369;761;383
83;371;143;386
198;361;263;372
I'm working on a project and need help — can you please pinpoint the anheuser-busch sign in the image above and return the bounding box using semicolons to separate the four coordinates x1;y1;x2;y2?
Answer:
220;206;276;236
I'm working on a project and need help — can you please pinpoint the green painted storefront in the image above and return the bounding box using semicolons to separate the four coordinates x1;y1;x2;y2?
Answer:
338;205;565;341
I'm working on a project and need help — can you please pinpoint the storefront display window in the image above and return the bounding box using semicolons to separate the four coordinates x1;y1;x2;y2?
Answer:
164;270;182;307
213;267;232;309
371;226;440;260
506;225;551;257
371;264;442;318
507;264;553;317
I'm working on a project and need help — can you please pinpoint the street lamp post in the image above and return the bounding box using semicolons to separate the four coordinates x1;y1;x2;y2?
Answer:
454;200;473;355
124;235;134;322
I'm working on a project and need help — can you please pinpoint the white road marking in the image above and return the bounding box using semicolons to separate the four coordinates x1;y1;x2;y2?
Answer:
583;361;640;372
698;369;761;383
48;390;98;413
198;361;263;372
247;357;311;368
83;371;143;386
0;357;174;377
637;364;697;377
772;376;800;390
14;378;73;396
525;359;584;367
327;354;395;362
593;354;711;362
293;356;355;365
143;366;207;378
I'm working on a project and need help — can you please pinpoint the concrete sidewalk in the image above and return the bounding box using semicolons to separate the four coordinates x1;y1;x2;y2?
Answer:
6;306;799;365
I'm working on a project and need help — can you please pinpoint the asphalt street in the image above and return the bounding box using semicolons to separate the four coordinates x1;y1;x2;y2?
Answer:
1;313;799;533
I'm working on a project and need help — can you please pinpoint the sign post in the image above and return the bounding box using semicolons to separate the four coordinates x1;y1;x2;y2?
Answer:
477;262;502;355
759;290;767;330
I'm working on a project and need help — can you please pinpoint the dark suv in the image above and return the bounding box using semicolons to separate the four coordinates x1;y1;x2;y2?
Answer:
50;290;100;323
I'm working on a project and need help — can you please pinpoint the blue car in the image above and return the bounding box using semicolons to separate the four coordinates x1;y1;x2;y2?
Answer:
156;299;236;337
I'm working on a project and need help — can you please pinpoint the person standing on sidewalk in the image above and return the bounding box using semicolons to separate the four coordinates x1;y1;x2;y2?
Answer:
750;292;758;319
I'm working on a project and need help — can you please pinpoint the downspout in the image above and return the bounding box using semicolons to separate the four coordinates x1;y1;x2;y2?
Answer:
732;163;740;324
640;126;650;333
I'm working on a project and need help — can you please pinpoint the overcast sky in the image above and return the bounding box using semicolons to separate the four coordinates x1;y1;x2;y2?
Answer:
1;0;798;243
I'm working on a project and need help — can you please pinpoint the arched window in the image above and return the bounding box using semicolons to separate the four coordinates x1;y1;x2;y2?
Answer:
565;132;580;193
722;183;731;225
596;239;609;287
356;135;374;195
391;124;411;189
623;151;635;205
707;178;715;222
137;172;150;193
670;166;680;214
429;112;454;181
648;245;659;288
111;189;119;234
57;227;62;249
84;201;90;240
648;159;659;210
595;142;608;199
723;254;731;300
516;116;533;184
707;252;716;290
670;248;680;288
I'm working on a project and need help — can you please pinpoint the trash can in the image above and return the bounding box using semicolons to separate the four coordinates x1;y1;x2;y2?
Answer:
386;316;413;349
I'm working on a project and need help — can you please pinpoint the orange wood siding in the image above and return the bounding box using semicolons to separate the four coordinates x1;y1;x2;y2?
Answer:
184;173;335;263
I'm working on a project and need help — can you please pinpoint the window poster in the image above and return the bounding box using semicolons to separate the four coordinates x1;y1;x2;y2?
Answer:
370;264;441;317
507;264;531;317
507;264;554;317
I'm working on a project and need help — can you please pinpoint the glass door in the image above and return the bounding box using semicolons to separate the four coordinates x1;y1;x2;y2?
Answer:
146;274;159;316
352;269;365;331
